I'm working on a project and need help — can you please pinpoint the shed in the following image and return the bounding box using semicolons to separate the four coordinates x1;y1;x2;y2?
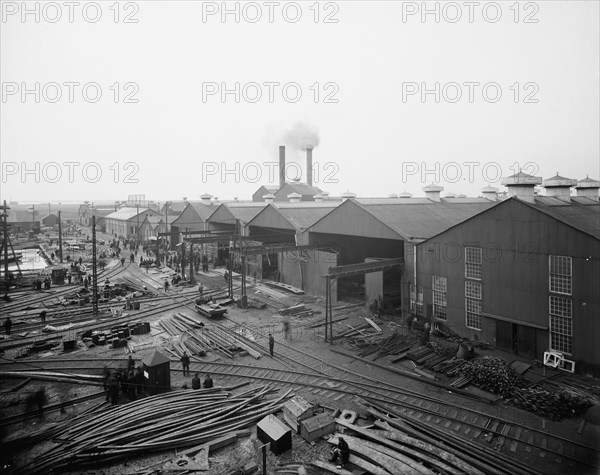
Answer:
300;412;335;442
256;415;292;455
282;396;313;433
50;266;67;285
142;350;171;395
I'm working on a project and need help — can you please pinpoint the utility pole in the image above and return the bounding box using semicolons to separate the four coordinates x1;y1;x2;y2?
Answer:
181;229;187;279
136;203;140;244
1;200;9;290
189;234;194;284
58;211;63;263
164;202;169;251
92;215;98;318
31;204;35;234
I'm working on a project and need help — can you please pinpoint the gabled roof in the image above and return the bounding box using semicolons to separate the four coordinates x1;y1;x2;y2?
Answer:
142;350;170;367
421;196;600;244
207;202;268;226
248;202;339;232
523;197;600;239
190;202;219;220
275;182;322;198
105;207;153;221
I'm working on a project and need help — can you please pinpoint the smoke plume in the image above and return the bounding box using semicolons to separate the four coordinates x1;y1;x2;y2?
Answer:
283;122;320;150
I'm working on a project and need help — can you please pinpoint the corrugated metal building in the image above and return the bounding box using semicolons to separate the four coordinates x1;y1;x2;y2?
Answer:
306;193;495;306
246;201;339;290
104;207;160;239
415;174;600;375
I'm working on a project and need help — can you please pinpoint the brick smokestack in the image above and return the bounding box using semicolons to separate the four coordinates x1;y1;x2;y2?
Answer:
279;145;286;189
306;147;313;186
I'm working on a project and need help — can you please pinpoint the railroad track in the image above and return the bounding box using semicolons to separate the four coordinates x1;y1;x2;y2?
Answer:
3;354;598;475
3;265;599;474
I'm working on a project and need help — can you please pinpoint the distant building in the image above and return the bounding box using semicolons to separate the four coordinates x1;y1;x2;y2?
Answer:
6;209;40;233
104;207;160;239
41;213;60;227
273;181;322;202
252;185;278;202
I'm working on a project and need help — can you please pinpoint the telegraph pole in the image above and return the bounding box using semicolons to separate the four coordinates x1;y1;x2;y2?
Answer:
58;211;63;263
92;215;98;318
1;201;9;290
136;203;140;244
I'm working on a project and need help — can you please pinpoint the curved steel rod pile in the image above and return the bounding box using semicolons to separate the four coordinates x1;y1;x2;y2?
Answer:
18;385;293;474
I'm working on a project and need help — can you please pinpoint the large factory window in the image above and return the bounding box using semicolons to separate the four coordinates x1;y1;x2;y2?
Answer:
549;255;572;295
464;246;482;280
549;295;572;355
432;276;447;320
465;280;482;330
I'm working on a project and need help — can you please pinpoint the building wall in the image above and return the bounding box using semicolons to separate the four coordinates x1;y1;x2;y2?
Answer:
416;199;600;374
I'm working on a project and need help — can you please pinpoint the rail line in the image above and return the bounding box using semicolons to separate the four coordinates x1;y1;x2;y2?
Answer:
3;264;598;475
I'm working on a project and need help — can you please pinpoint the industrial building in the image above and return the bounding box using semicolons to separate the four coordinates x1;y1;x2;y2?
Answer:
104;207;160;240
415;173;600;375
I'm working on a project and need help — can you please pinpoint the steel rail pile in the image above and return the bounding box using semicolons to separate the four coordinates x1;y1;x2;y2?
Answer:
359;399;543;475
0;370;105;386
18;385;293;474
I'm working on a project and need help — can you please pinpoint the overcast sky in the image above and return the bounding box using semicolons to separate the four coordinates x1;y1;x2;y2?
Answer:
1;0;598;204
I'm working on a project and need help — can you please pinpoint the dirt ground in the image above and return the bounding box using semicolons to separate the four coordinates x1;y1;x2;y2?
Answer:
2;250;599;474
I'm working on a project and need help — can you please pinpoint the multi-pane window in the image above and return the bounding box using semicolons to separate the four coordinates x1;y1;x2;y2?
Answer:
549;255;572;295
410;284;424;316
432;276;447;320
465;281;482;330
549;295;572;354
465;280;482;299
465;247;482;280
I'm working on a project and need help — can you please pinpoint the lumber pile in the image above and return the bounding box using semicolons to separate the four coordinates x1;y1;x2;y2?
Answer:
17;385;293;474
159;313;263;360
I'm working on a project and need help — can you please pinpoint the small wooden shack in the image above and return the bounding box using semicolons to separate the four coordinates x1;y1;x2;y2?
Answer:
142;350;171;396
257;415;292;455
282;396;313;433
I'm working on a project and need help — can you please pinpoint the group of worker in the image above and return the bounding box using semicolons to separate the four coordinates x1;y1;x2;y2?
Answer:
191;373;214;389
104;356;144;405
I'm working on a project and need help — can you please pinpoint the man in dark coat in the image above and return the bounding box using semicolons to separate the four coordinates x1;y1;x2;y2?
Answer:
329;436;350;468
4;317;12;335
39;310;47;323
203;374;213;389
268;333;274;357
180;352;190;376
191;373;201;390
108;375;120;405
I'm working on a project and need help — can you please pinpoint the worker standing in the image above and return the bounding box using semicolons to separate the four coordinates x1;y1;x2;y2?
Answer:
268;333;274;357
108;375;120;405
198;283;204;298
39;310;47;323
191;373;201;390
180;352;190;376
4;317;12;336
283;317;291;341
203;374;213;389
